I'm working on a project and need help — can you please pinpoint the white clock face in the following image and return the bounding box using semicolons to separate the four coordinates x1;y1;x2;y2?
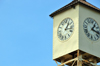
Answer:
57;18;74;41
83;18;100;41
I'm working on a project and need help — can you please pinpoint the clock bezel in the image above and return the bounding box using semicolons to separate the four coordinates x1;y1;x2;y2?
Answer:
57;18;74;42
83;17;100;42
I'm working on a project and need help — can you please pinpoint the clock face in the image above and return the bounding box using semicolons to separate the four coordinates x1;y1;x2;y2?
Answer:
57;18;74;41
83;18;100;41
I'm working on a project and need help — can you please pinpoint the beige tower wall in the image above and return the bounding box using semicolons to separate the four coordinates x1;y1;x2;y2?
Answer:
53;5;79;60
79;4;100;58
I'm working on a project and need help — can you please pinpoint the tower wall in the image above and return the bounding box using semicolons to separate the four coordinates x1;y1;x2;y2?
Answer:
79;4;100;58
53;5;79;60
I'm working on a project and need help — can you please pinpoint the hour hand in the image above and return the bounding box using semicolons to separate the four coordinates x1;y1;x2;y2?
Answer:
91;24;95;30
67;27;72;29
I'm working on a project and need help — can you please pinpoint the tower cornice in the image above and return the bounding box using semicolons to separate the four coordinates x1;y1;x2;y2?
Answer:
50;0;100;17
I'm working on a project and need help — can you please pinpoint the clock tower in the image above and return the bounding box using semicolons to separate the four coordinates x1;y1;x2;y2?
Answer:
50;0;100;66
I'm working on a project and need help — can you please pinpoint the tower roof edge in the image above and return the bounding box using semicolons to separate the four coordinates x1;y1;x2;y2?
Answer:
49;0;100;17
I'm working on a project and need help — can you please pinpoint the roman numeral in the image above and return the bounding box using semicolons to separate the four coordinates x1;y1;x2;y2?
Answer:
67;19;70;24
70;25;74;29
83;24;87;28
87;33;90;37
69;21;73;25
58;27;62;29
91;35;93;40
70;30;73;32
58;31;61;35
84;21;88;25
65;19;67;23
59;34;62;38
58;34;64;40
92;36;97;41
84;29;88;33
61;22;64;25
61;36;63;40
68;34;70;37
91;20;94;24
87;18;90;23
96;34;99;38
96;27;99;29
65;36;66;39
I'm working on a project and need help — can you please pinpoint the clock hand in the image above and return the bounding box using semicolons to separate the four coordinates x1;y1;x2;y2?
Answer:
91;29;100;35
91;24;95;30
95;31;100;35
65;22;69;30
91;24;100;35
67;27;72;29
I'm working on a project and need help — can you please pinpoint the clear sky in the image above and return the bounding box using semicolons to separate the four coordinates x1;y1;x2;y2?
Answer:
0;0;100;66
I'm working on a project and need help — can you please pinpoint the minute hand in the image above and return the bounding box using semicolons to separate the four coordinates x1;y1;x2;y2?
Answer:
92;29;100;35
65;22;69;30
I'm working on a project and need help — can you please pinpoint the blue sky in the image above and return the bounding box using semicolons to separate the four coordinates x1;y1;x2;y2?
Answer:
0;0;100;66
